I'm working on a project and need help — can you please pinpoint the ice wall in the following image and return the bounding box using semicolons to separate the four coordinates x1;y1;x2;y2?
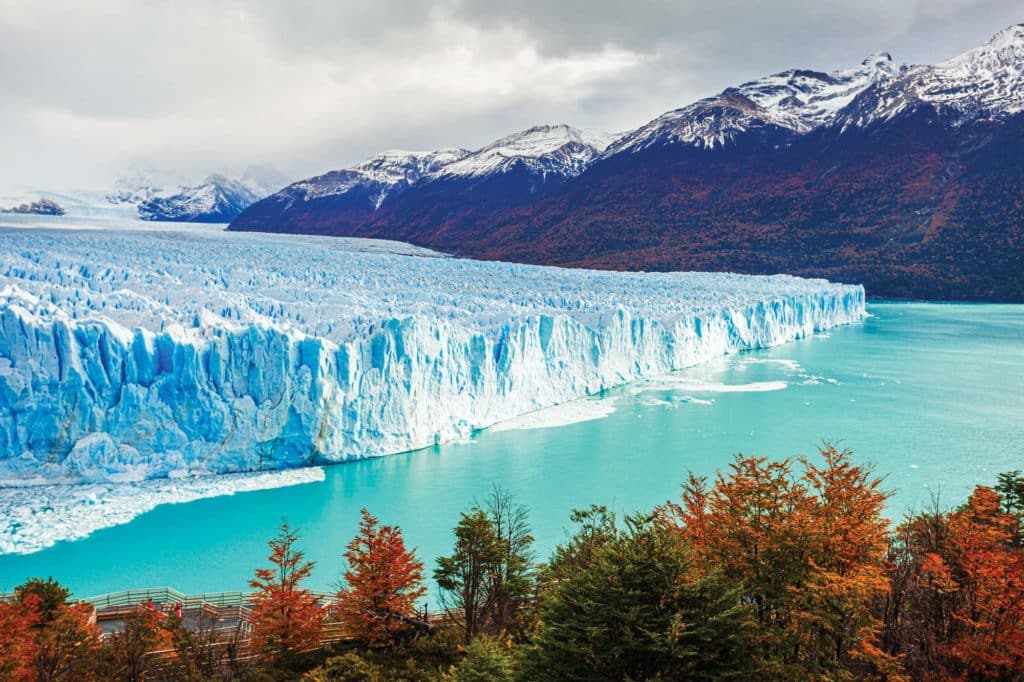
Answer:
0;228;865;484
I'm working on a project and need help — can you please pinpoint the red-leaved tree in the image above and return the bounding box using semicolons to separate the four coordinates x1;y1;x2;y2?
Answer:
0;593;40;682
33;602;102;681
249;522;325;663
939;486;1024;678
336;508;427;647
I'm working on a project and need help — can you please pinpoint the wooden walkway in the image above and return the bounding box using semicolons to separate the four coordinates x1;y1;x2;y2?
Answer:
84;586;446;651
78;586;452;675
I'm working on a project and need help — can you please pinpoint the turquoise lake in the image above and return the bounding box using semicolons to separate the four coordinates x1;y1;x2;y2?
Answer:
1;303;1021;600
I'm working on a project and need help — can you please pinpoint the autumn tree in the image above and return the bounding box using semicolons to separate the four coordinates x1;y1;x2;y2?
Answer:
942;486;1024;679
32;602;102;682
0;593;40;682
165;610;248;681
336;508;427;647
10;577;103;682
798;446;895;677
882;480;1024;680
663;445;896;678
100;605;172;682
881;495;953;675
248;522;325;664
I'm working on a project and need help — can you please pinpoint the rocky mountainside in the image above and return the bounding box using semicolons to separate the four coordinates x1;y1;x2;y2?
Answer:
230;25;1024;301
1;198;65;215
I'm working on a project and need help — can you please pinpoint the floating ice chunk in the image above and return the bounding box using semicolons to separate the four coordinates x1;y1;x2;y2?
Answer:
489;396;618;432
0;467;326;555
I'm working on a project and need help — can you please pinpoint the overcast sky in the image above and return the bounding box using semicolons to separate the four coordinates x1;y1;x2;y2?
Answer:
1;0;1020;190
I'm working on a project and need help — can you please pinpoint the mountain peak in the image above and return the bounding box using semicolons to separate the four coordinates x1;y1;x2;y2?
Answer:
861;51;893;66
432;124;616;179
985;23;1024;48
859;22;1024;120
606;51;897;154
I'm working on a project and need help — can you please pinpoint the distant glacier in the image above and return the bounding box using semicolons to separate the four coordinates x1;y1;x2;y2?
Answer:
0;226;865;485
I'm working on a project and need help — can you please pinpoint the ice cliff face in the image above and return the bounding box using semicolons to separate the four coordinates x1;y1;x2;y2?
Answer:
0;228;865;484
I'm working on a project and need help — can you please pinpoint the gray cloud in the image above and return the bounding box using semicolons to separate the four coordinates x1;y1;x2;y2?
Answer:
0;0;1019;191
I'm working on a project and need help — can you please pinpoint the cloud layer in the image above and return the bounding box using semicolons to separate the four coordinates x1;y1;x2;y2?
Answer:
0;0;1019;190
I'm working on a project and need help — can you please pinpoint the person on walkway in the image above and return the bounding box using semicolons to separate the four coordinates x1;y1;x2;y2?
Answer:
175;602;182;619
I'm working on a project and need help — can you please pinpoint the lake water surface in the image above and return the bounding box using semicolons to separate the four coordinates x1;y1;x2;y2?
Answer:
1;303;1021;599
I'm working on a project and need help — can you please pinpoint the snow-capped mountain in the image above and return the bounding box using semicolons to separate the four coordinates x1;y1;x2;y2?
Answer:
120;167;290;223
605;53;896;154
230;124;614;235
2;167;290;225
229;24;1024;302
134;174;256;223
277;124;610;207
286;148;469;209
432;125;617;180
835;23;1024;129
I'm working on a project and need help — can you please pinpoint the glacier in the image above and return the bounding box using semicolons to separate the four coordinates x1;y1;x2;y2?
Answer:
0;225;864;486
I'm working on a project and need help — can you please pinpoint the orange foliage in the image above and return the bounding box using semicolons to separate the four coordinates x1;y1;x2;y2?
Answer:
336;508;427;647
249;522;325;662
942;487;1024;678
663;444;897;678
886;484;1024;680
0;594;40;682
32;602;102;681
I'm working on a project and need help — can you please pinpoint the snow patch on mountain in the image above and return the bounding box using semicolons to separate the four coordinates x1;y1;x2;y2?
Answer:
0;226;864;485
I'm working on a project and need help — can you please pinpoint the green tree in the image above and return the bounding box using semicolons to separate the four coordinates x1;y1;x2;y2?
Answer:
435;509;504;643
527;513;754;681
447;637;517;682
306;651;387;681
14;577;71;625
542;504;618;583
996;470;1024;543
482;486;536;636
434;488;536;642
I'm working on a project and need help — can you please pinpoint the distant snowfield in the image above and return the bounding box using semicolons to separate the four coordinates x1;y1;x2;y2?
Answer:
0;211;227;233
0;221;863;552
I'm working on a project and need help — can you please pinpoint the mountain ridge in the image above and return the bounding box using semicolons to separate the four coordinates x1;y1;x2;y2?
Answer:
229;25;1024;301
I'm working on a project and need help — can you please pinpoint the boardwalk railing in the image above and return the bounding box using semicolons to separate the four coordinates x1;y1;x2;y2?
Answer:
82;586;339;609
